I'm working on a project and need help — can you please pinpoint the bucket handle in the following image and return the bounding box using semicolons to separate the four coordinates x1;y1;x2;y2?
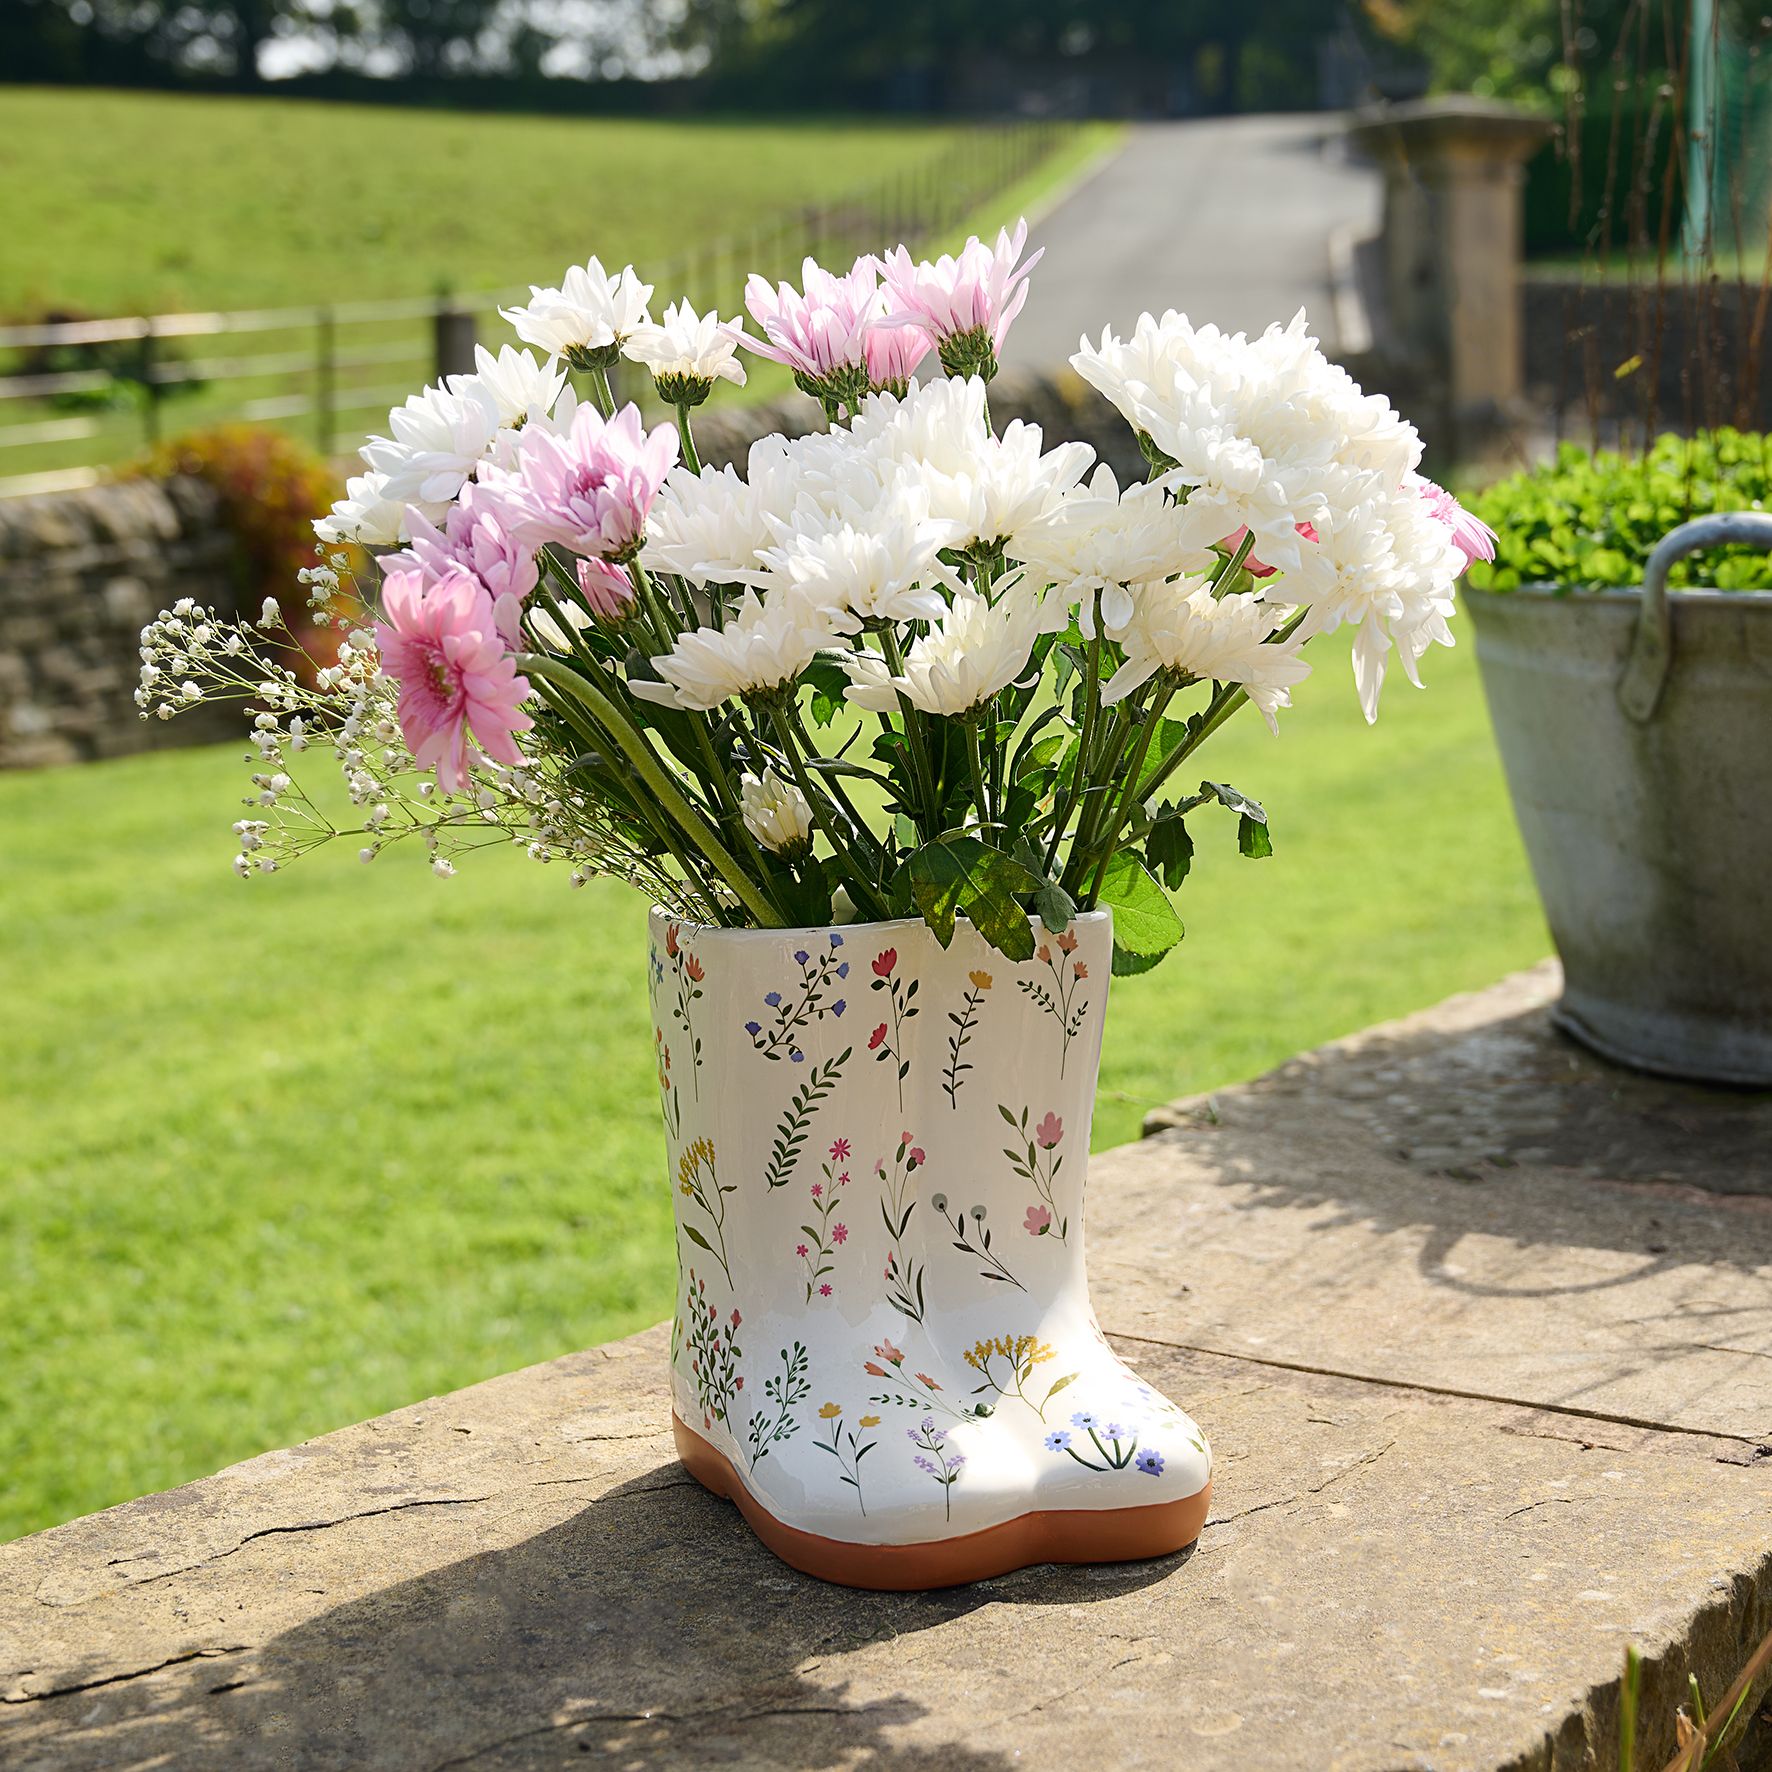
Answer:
1619;511;1772;723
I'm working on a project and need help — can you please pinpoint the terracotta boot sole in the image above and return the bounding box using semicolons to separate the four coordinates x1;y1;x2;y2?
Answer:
673;1412;1211;1591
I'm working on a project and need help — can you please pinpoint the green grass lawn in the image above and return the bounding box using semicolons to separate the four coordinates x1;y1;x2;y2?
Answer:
0;620;1548;1542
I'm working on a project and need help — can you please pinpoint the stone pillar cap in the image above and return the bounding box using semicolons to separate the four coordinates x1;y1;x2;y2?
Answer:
1347;96;1555;163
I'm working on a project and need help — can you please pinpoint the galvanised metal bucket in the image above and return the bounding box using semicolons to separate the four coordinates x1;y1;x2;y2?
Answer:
1463;513;1772;1085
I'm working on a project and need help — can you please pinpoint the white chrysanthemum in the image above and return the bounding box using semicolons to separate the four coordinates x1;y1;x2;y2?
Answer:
1102;583;1311;730
740;767;814;855
451;344;565;430
482;381;584;474
314;469;405;546
359;379;504;514
643;462;777;588
1011;464;1222;633
622;300;747;393
500;258;653;359
757;477;957;631
634;587;839;710
1287;476;1462;719
842;573;1062;718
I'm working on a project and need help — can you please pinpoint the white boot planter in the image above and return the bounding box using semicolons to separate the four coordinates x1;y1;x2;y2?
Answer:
147;220;1479;1592
652;909;1211;1587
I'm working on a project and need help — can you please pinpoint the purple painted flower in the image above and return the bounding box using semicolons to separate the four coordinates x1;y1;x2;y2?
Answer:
945;1453;965;1472
1070;1411;1097;1430
829;932;844;947
1044;1430;1071;1451
836;961;850;978
790;1050;806;1063
793;948;809;965
1134;1449;1165;1477
764;990;782;1008
744;1020;761;1036
1103;1421;1129;1441
913;1455;937;1474
831;998;847;1017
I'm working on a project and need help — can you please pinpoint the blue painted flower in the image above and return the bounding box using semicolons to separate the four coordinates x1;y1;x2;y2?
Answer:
837;961;850;978
829;933;844;947
764;991;782;1007
1044;1430;1071;1451
793;949;809;966
1134;1449;1165;1476
1102;1421;1129;1441
744;1020;761;1037
1071;1411;1098;1430
831;999;847;1017
790;1050;806;1063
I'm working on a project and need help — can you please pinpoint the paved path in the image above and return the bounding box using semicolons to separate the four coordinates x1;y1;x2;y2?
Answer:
6;966;1772;1770
1006;114;1380;371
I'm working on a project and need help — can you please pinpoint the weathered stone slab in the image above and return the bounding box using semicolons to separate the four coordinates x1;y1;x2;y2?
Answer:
4;966;1770;1771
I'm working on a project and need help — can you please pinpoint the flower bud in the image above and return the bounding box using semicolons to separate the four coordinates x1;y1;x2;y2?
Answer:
740;767;814;858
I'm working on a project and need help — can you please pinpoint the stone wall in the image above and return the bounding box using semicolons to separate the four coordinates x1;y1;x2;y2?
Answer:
0;476;243;769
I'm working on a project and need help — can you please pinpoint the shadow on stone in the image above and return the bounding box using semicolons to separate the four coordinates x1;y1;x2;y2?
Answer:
22;1460;1189;1770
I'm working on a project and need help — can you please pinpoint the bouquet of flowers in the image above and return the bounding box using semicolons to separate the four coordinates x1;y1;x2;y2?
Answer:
137;219;1493;972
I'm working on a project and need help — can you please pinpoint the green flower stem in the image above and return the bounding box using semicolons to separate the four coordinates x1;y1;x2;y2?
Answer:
786;701;880;867
962;714;992;833
1043;595;1106;874
588;365;616;418
766;704;890;919
676;406;702;475
1081;680;1178;907
626;558;680;649
877;626;939;835
520;653;782;927
1059;700;1131;897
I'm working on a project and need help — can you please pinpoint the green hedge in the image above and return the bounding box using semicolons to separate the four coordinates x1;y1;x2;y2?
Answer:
1468;430;1772;591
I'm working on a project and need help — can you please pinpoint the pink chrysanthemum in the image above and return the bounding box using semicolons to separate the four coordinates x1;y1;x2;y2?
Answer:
737;255;879;389
386;484;538;645
374;566;532;793
479;402;677;562
1410;473;1497;571
877;219;1042;371
863;312;933;393
578;556;637;622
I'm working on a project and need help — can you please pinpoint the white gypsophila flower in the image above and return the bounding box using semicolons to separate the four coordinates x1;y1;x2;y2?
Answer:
500;258;653;360
842;572;1063;718
633;586;840;711
1102;583;1311;730
1010;463;1222;634
315;469;405;546
642;461;778;588
359;378;504;514
740;767;814;855
757;473;958;631
451;344;566;430
622;300;747;396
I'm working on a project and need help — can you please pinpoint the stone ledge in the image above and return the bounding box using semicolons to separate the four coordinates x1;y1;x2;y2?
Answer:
3;966;1770;1771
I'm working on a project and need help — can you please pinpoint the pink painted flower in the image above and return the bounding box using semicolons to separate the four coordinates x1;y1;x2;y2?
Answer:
795;1242;809;1258
577;556;637;622
386;484;539;645
1410;473;1497;571
819;1282;833;1297
837;1171;850;1187
869;1022;889;1051
875;1338;904;1364
811;1182;824;1199
1024;1204;1053;1236
737;255;879;388
832;1223;848;1245
730;1308;742;1328
374;566;532;794
1055;929;1079;954
478;401;676;562
872;948;897;978
908;1147;925;1169
878;219;1043;369
829;1137;851;1162
1035;1112;1064;1149
915;1372;941;1390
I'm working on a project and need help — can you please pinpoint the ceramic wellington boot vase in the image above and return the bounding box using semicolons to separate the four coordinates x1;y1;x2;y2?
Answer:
647;907;1212;1590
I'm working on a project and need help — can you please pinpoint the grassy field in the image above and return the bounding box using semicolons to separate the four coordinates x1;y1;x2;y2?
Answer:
0;623;1548;1542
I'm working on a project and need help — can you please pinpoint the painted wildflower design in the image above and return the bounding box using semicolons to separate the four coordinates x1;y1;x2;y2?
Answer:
677;1135;735;1286
963;1332;1077;1422
864;1337;975;1421
878;1132;927;1323
815;1403;879;1515
1043;1411;1164;1476
932;1192;1025;1290
1001;1103;1068;1241
654;1026;680;1142
867;946;918;1107
745;1341;810;1466
908;1417;965;1520
684;1268;743;1436
795;1145;851;1303
762;1045;850;1191
1017;927;1089;1076
942;969;992;1108
747;933;848;1063
663;922;706;1097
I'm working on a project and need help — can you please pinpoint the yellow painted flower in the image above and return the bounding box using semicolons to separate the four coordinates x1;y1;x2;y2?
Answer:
859;1414;880;1428
818;1401;842;1419
968;970;993;990
677;1136;716;1195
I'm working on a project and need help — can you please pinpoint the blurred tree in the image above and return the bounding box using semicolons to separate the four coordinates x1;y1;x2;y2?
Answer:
16;0;323;84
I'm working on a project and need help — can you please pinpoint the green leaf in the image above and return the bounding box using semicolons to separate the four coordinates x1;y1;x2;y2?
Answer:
1198;780;1267;824
1096;851;1184;957
1237;813;1274;859
1032;876;1076;934
1146;814;1194;890
802;656;852;728
1111;942;1172;977
907;834;1041;961
682;1226;713;1253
